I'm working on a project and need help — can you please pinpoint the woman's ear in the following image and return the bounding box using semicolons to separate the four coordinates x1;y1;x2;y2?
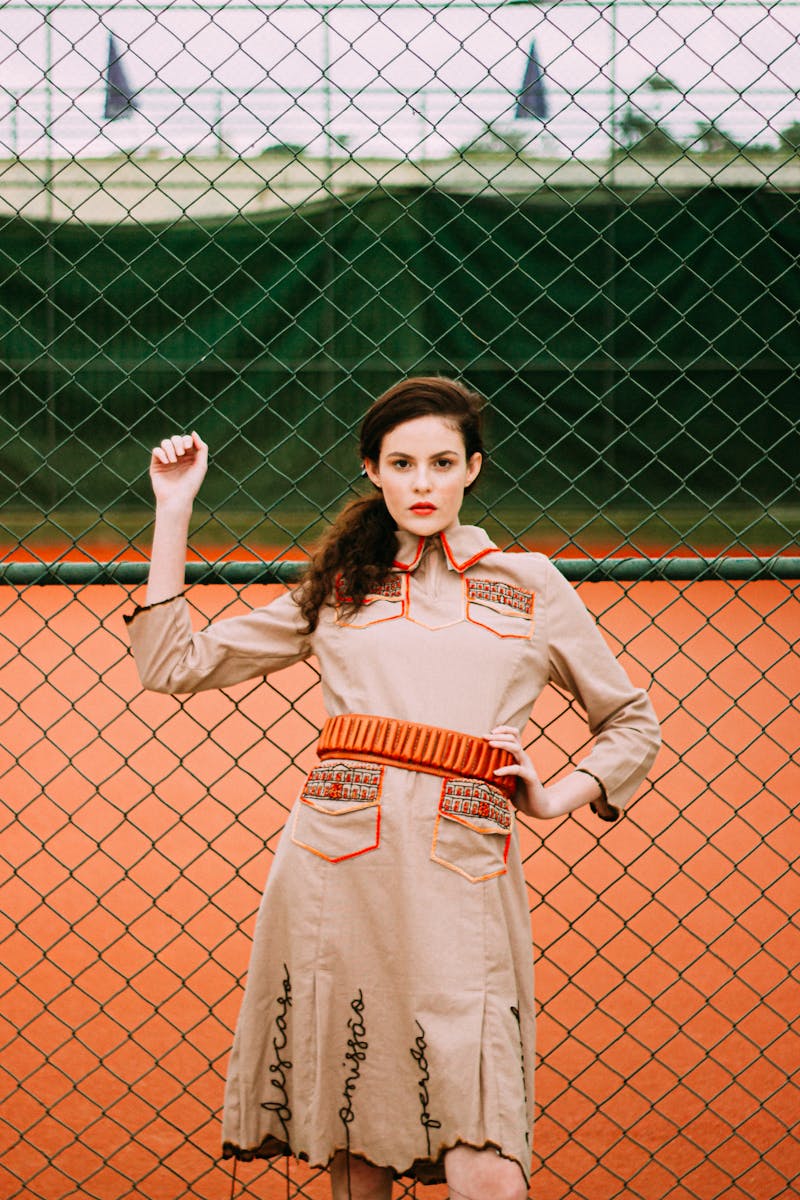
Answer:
363;459;382;489
465;451;482;488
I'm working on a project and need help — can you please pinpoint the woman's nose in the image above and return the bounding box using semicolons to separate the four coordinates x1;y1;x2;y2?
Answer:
413;469;432;491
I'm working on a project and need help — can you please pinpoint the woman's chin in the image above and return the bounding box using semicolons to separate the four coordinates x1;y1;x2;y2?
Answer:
395;513;451;537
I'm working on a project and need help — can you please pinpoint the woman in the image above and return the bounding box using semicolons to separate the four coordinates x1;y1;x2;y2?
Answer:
126;377;660;1200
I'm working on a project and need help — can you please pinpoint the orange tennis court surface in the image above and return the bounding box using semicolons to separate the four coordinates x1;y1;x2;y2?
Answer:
0;572;797;1199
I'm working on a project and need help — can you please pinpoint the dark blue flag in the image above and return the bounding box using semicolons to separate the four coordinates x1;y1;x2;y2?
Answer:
515;40;548;121
104;34;139;121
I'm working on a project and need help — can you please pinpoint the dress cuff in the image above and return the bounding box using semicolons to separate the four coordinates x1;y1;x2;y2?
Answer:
123;593;184;625
576;768;620;822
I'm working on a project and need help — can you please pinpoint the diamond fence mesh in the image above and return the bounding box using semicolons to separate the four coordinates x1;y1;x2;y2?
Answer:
1;1;798;1198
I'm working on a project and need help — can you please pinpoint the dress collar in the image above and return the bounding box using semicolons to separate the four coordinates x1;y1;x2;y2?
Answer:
392;525;497;574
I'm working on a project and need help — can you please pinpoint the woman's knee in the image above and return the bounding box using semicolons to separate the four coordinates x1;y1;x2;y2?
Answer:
444;1143;528;1200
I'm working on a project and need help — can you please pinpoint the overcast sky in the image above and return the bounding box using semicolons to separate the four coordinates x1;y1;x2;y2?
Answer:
2;0;799;159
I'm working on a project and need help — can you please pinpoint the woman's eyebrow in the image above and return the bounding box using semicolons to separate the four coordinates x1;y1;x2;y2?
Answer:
386;449;457;459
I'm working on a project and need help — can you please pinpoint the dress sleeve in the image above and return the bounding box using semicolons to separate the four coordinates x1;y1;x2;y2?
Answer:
544;560;661;816
123;589;312;694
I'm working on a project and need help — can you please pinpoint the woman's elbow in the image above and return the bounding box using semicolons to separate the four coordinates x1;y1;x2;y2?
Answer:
620;690;661;767
137;669;179;694
133;657;188;695
642;699;662;762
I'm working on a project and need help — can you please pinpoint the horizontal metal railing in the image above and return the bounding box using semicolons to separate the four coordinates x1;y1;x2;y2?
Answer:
3;556;800;587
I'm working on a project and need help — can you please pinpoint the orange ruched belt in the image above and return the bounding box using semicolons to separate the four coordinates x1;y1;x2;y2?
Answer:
317;713;516;799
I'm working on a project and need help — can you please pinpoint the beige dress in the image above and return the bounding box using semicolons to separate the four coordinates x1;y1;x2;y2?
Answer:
125;525;660;1185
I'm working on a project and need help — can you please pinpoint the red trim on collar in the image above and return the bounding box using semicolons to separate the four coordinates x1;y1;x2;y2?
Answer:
440;532;496;573
392;537;425;572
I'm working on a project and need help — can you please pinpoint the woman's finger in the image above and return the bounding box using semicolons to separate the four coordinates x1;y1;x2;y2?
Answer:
159;437;179;464
153;434;205;468
489;734;523;755
168;433;192;456
491;734;522;753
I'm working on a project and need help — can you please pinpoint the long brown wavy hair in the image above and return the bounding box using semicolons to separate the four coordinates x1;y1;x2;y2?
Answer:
296;376;485;632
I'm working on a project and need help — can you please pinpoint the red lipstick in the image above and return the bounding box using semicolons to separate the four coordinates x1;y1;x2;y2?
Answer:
410;503;436;513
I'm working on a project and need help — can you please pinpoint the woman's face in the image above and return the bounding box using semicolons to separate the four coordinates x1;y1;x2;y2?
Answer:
364;414;482;537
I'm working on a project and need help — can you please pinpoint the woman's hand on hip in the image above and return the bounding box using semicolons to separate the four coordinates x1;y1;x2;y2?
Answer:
490;725;605;821
488;725;548;817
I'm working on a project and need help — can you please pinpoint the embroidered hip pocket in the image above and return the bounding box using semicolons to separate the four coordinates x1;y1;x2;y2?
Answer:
431;777;513;882
291;760;383;863
464;578;534;640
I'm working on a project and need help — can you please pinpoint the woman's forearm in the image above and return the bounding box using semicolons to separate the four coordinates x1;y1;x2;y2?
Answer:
143;432;208;605
145;500;193;605
516;768;602;821
491;725;605;821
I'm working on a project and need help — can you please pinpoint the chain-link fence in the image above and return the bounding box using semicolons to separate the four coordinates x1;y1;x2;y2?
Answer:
1;2;798;1198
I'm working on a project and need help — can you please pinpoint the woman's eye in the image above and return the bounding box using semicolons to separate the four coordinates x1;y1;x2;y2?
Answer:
435;459;455;469
391;459;410;470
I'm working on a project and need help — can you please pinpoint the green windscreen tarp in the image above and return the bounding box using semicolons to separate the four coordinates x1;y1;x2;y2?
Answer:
1;184;796;518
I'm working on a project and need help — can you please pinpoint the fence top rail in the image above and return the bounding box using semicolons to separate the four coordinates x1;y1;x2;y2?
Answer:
2;556;799;588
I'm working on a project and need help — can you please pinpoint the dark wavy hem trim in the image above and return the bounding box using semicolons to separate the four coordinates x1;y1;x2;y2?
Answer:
221;1137;528;1188
223;1136;300;1163
123;592;184;625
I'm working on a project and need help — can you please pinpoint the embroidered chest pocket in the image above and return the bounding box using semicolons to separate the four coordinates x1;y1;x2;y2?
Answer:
335;575;407;629
464;578;534;640
431;777;513;883
292;760;383;863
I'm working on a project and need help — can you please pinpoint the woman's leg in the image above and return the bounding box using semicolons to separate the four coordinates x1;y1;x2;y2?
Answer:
444;1144;528;1200
330;1151;393;1200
